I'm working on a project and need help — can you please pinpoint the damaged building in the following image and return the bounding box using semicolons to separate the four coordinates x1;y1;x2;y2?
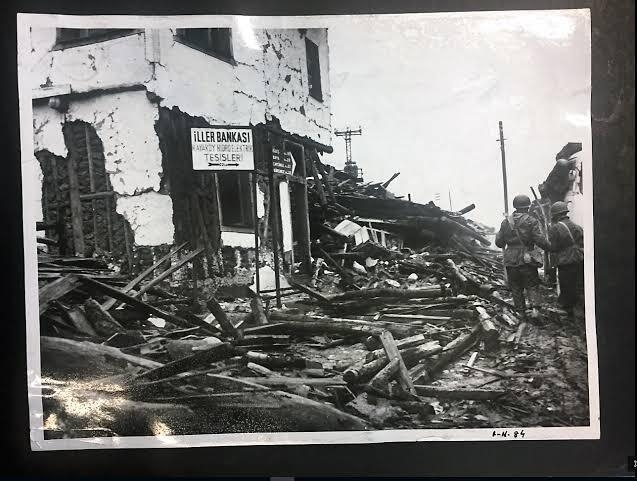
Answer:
30;27;332;289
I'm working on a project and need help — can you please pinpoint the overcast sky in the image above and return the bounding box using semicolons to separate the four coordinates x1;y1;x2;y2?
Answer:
324;11;591;229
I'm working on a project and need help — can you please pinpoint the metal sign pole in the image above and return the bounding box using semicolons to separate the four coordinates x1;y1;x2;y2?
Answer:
252;170;260;295
268;135;283;308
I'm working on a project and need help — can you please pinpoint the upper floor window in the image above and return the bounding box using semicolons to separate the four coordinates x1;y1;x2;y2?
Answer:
54;29;139;49
305;38;323;102
175;28;234;64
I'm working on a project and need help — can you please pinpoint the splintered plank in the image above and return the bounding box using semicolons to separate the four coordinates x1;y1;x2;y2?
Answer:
379;330;416;395
414;385;506;400
102;242;187;310
286;278;332;304
77;275;217;335
133;342;239;382
206;297;242;339
39;275;81;315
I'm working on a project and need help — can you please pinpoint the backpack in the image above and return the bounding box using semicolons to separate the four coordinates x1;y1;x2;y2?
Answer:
507;215;543;266
558;221;585;262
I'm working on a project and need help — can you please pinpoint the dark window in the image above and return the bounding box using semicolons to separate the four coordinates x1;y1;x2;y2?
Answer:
55;29;138;48
305;38;323;102
217;172;254;229
175;28;234;63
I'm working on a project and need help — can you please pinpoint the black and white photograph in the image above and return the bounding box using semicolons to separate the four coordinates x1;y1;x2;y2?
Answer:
17;11;599;449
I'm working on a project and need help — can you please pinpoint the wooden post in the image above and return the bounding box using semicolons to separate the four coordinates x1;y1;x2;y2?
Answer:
84;124;99;251
66;144;85;256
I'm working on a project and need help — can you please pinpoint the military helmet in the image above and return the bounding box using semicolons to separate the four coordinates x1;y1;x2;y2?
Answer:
551;201;569;217
512;194;531;209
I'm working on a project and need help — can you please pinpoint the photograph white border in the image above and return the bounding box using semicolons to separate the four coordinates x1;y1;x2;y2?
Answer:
17;10;599;451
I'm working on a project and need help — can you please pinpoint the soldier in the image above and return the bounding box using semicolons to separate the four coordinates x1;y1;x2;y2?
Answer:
548;201;584;319
495;194;551;319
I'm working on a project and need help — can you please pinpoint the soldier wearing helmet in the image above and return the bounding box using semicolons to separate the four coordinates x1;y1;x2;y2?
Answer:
495;194;551;319
548;201;584;319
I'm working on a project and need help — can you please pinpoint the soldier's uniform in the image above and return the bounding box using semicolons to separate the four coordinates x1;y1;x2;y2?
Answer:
548;202;584;315
495;195;551;317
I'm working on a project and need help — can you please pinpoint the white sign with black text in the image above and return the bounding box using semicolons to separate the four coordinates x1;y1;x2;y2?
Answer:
191;127;254;170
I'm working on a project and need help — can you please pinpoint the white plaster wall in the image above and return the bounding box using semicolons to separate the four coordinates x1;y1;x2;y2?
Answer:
149;28;332;143
32;89;173;247
29;29;151;93
116;192;174;245
29;27;332;249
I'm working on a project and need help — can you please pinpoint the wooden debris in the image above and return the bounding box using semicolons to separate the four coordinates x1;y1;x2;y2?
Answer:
368;358;400;392
379;331;416;395
247;362;274;376
77;275;218;335
365;334;428;362
250;296;269;326
40;336;162;380
206;297;242;339
134;342;239;382
414;385;506;400
84;298;124;337
101;242;188;310
475;306;500;346
39;275;81;315
236;377;347;387
325;286;443;303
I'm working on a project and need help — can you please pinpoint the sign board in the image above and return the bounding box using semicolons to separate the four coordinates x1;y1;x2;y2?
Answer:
191;127;254;170
272;147;296;176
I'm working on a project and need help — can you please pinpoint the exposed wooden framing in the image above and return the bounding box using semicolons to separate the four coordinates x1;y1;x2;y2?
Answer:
131;246;204;300
64;135;85;256
122;222;134;270
104;175;114;251
79;191;115;201
84;124;99;251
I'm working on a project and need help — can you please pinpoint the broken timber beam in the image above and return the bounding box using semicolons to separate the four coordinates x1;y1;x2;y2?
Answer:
102;242;187;310
414;385;506;400
206;297;242;340
325;286;443;303
39;275;81;315
133;342;240;382
379;331;416;394
368;358;400;392
77;275;218;335
132;247;204;300
475;306;500;346
286;278;332;304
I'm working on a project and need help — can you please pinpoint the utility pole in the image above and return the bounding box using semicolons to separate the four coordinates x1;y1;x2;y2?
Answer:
448;189;453;211
496;120;509;282
335;126;363;181
497;120;509;215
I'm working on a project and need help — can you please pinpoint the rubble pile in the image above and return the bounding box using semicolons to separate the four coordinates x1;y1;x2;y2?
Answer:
36;159;589;437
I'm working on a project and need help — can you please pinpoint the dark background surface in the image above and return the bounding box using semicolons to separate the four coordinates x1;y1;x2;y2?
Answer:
1;0;634;477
